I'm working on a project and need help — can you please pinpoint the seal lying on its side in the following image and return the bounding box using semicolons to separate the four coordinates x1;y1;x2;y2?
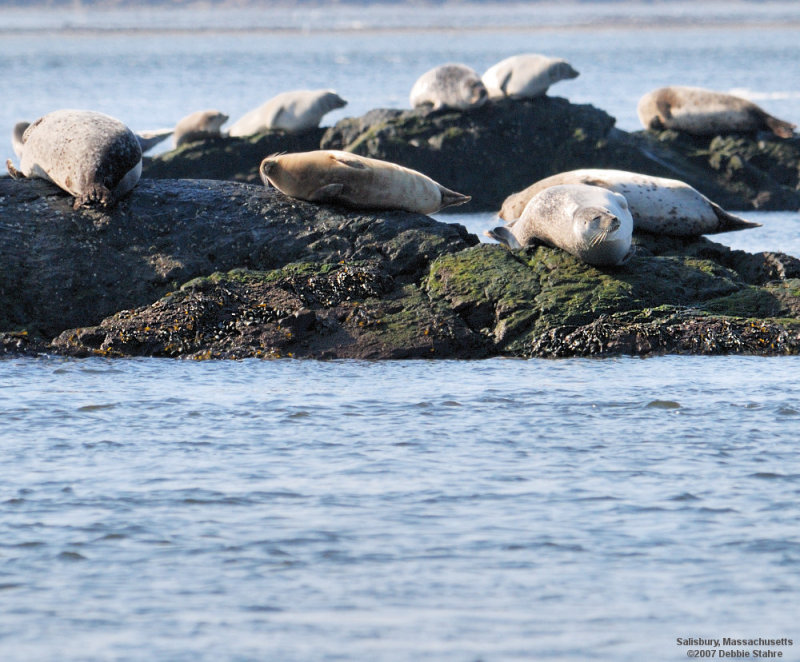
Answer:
488;184;634;266
498;169;761;237
409;63;488;111
173;109;229;147
259;150;471;215
6;109;142;210
637;86;796;138
228;90;347;136
481;53;579;99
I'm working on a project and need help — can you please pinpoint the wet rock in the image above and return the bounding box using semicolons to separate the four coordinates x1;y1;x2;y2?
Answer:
141;128;326;183
0;177;476;339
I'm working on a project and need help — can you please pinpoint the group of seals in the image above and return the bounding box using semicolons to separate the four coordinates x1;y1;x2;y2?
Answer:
638;85;796;138
7;109;142;210
409;52;579;111
259;150;470;215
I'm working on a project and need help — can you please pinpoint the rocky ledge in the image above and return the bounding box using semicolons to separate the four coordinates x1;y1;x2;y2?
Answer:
141;97;800;212
3;176;800;360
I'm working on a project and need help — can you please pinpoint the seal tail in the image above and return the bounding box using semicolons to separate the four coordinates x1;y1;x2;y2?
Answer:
438;186;471;211
711;203;762;233
763;115;796;139
485;225;522;249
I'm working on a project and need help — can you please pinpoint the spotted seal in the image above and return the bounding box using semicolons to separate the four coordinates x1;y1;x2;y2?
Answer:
6;109;142;210
488;184;634;266
499;169;761;236
481;53;579;99
409;63;488;111
173;109;229;147
228;90;347;136
259;149;471;214
637;86;795;137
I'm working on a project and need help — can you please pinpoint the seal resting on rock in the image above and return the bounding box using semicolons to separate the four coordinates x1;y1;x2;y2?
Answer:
173;109;229;147
228;89;347;136
409;63;488;111
488;184;634;266
637;86;796;138
481;53;579;99
499;169;761;236
6;109;142;210
259;149;471;214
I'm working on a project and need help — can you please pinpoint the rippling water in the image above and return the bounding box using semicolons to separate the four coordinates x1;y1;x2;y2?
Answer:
1;356;800;661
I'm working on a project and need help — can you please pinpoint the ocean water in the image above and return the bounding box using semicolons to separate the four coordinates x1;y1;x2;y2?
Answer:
2;3;800;660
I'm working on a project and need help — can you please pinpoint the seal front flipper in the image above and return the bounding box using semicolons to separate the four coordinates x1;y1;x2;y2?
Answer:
764;114;796;139
485;225;522;249
6;159;24;180
309;183;345;202
330;153;368;169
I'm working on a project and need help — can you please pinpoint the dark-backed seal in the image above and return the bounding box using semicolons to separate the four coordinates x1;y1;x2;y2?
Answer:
173;109;229;147
259;150;471;214
482;53;579;99
6;109;142;210
488;184;633;266
637;86;795;137
499;169;761;236
228;90;347;136
409;63;488;111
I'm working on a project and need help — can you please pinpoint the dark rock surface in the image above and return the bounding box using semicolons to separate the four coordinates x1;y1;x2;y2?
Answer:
4;175;800;360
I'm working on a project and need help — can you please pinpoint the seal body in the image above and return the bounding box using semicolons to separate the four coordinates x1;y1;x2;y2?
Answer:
6;109;142;210
409;63;488;111
482;53;579;99
259;150;471;214
499;169;761;236
228;90;347;136
173;109;229;147
637;86;795;138
488;184;633;266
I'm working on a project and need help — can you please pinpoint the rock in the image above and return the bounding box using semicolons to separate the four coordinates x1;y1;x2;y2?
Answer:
141;128;326;183
0;177;476;339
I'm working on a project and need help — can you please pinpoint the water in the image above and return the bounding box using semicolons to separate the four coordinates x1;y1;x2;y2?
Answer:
2;3;800;660
1;356;800;661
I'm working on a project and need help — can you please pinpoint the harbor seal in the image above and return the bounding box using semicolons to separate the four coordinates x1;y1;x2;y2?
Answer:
499;169;761;236
228;89;347;136
409;63;488;111
637;86;795;138
173;109;229;147
487;184;633;266
481;53;579;99
6;109;142;210
259;149;471;214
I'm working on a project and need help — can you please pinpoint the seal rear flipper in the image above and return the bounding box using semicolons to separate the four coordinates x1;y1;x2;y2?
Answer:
710;203;762;233
136;128;173;153
438;186;471;211
764;115;796;139
498;70;513;97
309;183;345;202
485;225;522;249
6;159;24;180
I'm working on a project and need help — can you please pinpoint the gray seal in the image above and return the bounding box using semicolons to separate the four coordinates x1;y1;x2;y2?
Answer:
6;109;142;210
499;169;761;236
488;184;634;266
409;63;488;111
638;86;795;137
482;53;579;99
228;90;347;136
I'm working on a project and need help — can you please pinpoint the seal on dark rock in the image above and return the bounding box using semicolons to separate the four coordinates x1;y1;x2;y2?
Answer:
481;53;579;99
259;149;471;214
409;63;488;111
637;86;796;138
172;109;229;147
488;184;634;266
6;109;142;210
228;90;347;136
499;169;761;236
